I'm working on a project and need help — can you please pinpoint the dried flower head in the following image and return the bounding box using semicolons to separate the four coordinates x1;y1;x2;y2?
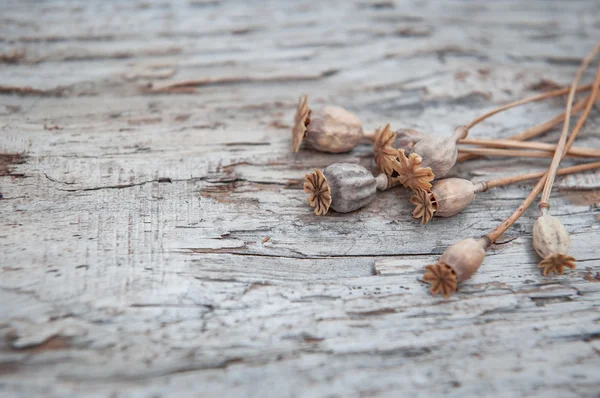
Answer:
373;124;399;175
539;253;576;276
410;188;438;224
423;263;457;298
291;95;363;153
292;95;311;153
392;149;434;191
304;169;331;215
532;213;575;276
423;237;488;298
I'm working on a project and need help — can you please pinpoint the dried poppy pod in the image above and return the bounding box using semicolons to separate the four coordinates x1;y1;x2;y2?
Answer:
292;95;364;153
423;237;489;298
410;178;488;224
411;125;468;178
532;213;575;276
303;163;394;215
372;124;426;175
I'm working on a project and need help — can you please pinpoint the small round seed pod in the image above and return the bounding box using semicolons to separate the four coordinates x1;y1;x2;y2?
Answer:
410;178;488;224
303;163;391;215
532;213;576;276
422;237;489;298
411;125;468;178
433;178;476;217
292;95;363;153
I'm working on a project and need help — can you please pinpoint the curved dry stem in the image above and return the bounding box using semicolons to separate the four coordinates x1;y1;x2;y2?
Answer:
423;263;457;298
303;169;331;215
465;83;592;131
485;42;600;244
539;253;576;276
540;44;600;208
392;150;434;191
410;188;438;224
373;124;399;175
292;95;311;153
457;90;600;163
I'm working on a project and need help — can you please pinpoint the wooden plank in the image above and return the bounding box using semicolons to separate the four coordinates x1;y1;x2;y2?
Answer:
1;0;600;397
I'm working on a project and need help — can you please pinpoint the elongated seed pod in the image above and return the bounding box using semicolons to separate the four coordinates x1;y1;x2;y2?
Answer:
532;214;570;259
292;95;364;153
411;126;468;178
532;214;575;276
304;163;391;215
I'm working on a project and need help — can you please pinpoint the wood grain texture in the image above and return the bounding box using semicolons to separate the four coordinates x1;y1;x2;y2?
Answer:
1;0;600;397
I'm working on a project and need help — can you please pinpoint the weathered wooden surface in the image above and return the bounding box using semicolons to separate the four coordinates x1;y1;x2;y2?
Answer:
1;1;600;397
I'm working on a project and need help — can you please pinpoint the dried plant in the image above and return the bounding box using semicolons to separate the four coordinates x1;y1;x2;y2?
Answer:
410;162;600;224
304;163;392;215
457;82;597;162
410;126;468;178
292;95;364;153
423;41;600;297
304;169;331;215
292;95;311;153
410;189;437;224
423;238;489;298
373;124;399;175
531;45;600;275
458;138;600;158
392;150;434;191
532;214;576;276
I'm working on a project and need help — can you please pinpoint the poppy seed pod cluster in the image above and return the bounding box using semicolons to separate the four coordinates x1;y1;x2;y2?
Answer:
292;40;600;300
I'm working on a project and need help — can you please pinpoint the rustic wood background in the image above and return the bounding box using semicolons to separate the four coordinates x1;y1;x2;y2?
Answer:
1;0;600;397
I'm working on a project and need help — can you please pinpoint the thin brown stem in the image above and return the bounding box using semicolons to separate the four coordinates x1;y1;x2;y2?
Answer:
464;83;592;130
540;46;600;209
363;130;376;141
457;90;600;163
458;138;600;158
479;161;600;191
485;42;600;244
457;147;591;159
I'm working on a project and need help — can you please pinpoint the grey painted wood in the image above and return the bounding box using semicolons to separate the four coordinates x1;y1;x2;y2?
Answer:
1;1;599;397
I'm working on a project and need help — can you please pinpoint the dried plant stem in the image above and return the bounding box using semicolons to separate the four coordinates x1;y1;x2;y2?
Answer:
485;43;600;244
476;161;600;191
464;83;592;130
458;138;600;158
540;60;600;209
457;90;600;163
365;84;593;143
457;147;592;159
363;130;376;141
